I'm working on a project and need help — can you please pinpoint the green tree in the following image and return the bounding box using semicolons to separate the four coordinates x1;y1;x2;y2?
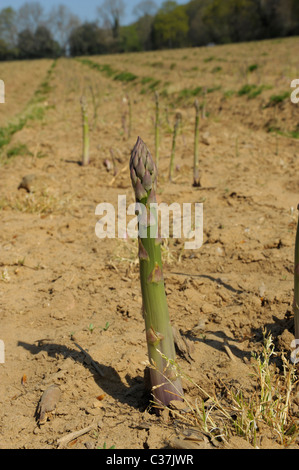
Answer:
17;29;35;58
17;25;61;59
0;7;17;48
227;0;262;42
17;2;44;34
97;0;125;39
135;13;155;50
48;4;80;54
152;1;189;48
34;25;61;58
119;25;142;52
186;0;213;46
68;22;108;56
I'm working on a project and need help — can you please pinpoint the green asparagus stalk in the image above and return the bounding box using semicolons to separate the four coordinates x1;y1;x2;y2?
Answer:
169;113;181;182
154;91;160;169
193;99;201;187
294;204;299;339
202;86;207;119
80;95;90;166
127;93;132;139
130;136;183;407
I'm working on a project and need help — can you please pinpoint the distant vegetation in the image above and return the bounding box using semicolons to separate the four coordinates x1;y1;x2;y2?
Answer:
0;0;298;60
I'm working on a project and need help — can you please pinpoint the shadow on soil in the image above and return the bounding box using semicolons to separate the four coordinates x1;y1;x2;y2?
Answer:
17;339;149;410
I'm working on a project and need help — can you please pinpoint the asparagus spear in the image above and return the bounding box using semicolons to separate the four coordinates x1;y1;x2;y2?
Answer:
193;99;201;187
294;204;299;339
169;113;181;182
154;91;160;169
80;95;90;166
130;136;183;407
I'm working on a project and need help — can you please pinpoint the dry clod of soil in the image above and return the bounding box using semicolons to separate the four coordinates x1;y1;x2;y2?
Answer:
37;384;62;425
18;174;37;193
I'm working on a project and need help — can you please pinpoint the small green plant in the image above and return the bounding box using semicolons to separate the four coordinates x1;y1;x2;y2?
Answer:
6;143;32;159
18;257;26;266
212;66;222;73
88;323;95;334
231;332;297;446
238;84;257;96
148;79;161;91
98;442;115;449
101;321;110;332
269;92;289;104
248;64;258;72
204;56;215;62
141;76;153;85
238;84;265;99
223;89;235;99
178;86;202;99
153;331;298;447
114;71;137;82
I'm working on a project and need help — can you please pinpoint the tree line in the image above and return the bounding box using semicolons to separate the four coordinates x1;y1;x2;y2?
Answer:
0;0;298;60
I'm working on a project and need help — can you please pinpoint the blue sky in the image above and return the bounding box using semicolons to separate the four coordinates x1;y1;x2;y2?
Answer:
5;0;189;25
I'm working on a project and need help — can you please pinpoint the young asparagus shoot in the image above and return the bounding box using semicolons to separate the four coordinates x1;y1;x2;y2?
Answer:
121;94;132;140
169;113;181;182
127;93;132;139
80;95;90;166
130;136;184;407
202;87;207;119
294;204;299;340
193;99;201;187
155;91;160;168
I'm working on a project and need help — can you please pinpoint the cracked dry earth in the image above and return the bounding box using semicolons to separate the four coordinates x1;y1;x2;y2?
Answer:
1;37;299;449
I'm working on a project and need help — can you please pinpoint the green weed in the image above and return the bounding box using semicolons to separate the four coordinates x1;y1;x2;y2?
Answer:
114;71;137;82
269;92;289;104
6;143;32;159
238;84;267;99
178;86;202;99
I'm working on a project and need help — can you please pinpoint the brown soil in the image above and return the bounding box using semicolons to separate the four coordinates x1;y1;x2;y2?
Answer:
0;38;299;449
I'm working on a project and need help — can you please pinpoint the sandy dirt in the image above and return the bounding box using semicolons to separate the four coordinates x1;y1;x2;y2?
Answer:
0;38;299;449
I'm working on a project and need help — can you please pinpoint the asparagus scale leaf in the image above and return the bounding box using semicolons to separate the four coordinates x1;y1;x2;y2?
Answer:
130;136;184;407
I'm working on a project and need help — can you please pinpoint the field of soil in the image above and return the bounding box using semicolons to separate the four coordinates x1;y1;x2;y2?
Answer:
1;37;299;450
